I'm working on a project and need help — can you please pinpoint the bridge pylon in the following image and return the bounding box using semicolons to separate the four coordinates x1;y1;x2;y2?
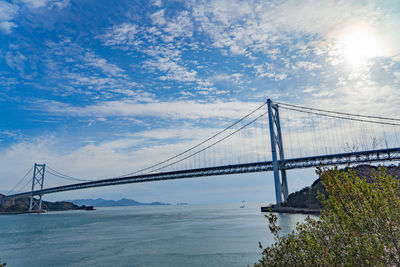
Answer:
267;99;288;205
28;163;46;212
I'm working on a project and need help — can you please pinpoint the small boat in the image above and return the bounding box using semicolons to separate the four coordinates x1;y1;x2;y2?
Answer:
240;200;245;208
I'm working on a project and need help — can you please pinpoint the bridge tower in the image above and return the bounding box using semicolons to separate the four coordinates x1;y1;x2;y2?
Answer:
29;163;46;212
267;99;288;205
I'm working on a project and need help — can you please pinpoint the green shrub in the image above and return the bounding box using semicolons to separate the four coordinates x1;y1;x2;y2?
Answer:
255;167;400;266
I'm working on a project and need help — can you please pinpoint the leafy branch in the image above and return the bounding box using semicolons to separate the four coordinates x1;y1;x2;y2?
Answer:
255;166;400;266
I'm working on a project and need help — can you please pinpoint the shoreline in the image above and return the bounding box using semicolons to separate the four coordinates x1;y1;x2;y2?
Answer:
0;210;47;215
261;205;321;215
0;205;94;215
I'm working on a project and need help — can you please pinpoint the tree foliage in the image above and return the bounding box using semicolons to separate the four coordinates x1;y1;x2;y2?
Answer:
255;167;400;266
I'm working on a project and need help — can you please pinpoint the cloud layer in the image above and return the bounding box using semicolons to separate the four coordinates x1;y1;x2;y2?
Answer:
1;0;399;202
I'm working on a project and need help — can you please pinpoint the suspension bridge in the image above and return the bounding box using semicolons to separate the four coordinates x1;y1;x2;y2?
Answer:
2;99;400;211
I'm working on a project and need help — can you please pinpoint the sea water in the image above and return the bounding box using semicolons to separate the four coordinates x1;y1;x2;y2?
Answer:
0;203;310;267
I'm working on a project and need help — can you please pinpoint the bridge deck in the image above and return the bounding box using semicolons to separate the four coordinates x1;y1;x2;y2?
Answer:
6;147;400;199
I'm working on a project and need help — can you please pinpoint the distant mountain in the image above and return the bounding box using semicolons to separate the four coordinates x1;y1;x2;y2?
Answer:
68;198;170;207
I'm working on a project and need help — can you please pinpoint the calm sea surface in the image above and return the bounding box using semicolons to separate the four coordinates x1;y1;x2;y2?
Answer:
0;203;310;267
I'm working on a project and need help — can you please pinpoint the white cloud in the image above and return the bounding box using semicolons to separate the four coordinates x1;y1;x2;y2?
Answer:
19;0;69;9
101;12;202;87
308;84;400;118
102;23;140;47
5;50;26;75
97;0;399;101
0;0;70;33
292;61;321;71
189;0;399;60
0;130;20;139
50;0;69;9
145;56;198;82
20;0;48;8
151;9;166;26
152;0;162;7
0;21;17;34
0;1;18;33
163;10;193;40
84;52;125;77
43;39;146;99
139;41;200;83
210;73;244;86
149;9;194;41
253;64;288;81
37;99;262;120
302;86;316;93
0;1;18;21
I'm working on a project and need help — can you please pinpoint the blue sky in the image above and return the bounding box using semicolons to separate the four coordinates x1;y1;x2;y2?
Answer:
0;0;400;204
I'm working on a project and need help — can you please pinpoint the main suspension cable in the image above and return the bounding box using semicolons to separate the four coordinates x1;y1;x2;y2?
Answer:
117;101;268;177
280;106;400;127
7;165;34;195
42;111;267;182
276;102;400;122
148;111;268;174
46;166;95;182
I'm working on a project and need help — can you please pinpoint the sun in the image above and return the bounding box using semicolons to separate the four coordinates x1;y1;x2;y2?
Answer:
336;25;385;67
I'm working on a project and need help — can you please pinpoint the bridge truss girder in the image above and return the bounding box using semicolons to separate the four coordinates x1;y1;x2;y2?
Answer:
6;147;400;201
281;148;400;170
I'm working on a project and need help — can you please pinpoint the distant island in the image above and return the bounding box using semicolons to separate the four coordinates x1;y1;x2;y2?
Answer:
0;196;171;214
67;198;170;207
0;194;93;214
263;164;400;214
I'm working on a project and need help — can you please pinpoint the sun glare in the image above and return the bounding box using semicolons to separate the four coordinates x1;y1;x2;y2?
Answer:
336;25;385;67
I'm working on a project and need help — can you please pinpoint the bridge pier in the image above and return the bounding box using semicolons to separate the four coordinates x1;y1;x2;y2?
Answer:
267;99;288;205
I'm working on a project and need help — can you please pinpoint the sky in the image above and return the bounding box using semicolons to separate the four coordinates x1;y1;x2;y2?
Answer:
0;0;399;204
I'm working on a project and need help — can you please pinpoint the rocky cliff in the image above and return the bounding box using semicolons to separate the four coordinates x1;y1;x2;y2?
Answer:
264;164;400;214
